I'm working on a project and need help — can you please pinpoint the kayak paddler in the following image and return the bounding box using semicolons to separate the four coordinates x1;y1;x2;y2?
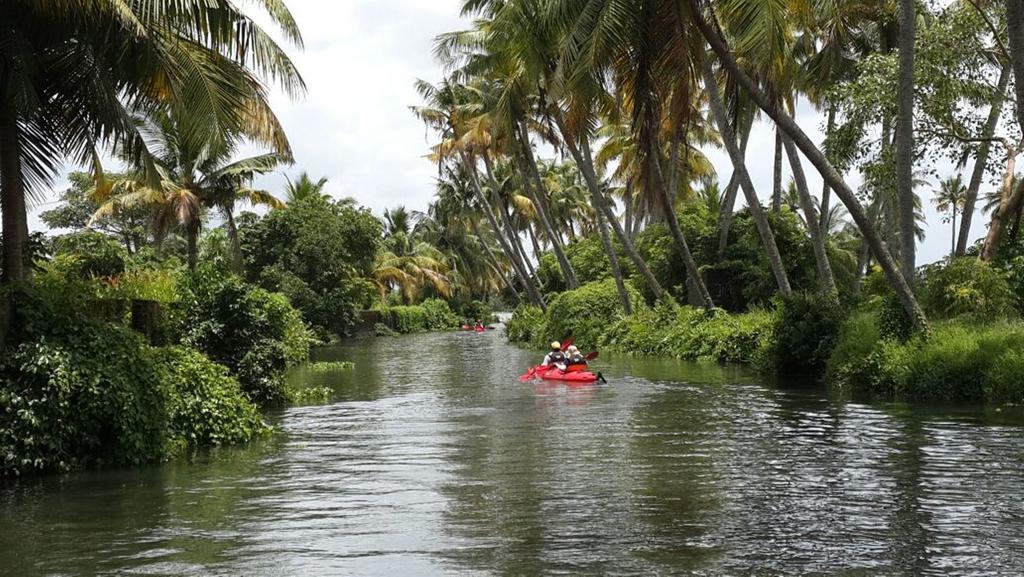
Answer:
562;345;588;373
541;341;566;367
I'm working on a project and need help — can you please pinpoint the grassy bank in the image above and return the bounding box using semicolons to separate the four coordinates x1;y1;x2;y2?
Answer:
508;263;1024;406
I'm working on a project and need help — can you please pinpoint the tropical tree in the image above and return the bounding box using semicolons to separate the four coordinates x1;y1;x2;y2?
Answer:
94;112;286;272
0;0;304;285
933;176;969;258
285;172;331;203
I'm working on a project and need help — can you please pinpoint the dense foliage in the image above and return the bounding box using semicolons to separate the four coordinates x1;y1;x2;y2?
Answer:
0;288;268;476
241;196;382;338
174;267;313;405
377;298;460;334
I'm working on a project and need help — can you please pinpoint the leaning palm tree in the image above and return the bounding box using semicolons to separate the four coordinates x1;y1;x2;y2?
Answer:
372;242;452;303
0;0;304;286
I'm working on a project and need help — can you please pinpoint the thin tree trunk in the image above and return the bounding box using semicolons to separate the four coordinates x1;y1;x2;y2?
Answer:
951;208;957;258
460;151;545;309
701;53;792;296
692;1;928;332
526;221;543;261
624;180;634;238
595;194;633;314
667;132;682;207
471;218;518;297
577;129;667;300
958;63;1011;255
818;107;836;235
224;207;243;274
717;110;753;258
186;220;199;272
516;122;579;288
1006;0;1024;133
896;0;918;283
772;129;783;213
0;118;27;285
783;136;837;295
501;201;542;290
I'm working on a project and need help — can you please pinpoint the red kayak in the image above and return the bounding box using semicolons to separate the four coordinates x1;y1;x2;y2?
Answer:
520;365;602;384
474;326;485;333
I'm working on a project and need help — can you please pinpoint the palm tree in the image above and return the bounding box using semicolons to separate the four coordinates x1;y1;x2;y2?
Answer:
688;0;928;331
0;0;304;286
285;172;331;203
95;112;286;272
933;176;969;257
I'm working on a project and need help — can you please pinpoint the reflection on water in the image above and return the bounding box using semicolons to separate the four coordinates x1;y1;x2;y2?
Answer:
3;330;1024;575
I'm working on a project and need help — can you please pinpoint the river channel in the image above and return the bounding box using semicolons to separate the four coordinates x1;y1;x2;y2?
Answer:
3;329;1024;575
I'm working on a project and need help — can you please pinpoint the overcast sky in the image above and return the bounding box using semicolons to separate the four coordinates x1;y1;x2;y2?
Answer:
34;0;986;266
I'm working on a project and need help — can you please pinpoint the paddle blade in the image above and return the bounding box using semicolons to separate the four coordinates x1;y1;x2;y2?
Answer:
585;351;599;361
561;338;574;351
518;367;536;382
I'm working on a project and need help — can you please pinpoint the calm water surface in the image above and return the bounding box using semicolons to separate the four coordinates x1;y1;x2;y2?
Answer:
3;329;1024;576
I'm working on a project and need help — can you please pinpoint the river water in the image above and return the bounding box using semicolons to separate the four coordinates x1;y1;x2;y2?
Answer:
3;329;1024;576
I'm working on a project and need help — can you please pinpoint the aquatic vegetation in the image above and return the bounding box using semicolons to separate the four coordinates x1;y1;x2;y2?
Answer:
307;361;355;372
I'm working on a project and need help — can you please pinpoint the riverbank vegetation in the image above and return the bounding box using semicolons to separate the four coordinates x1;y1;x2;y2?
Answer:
6;0;1024;473
415;0;1024;404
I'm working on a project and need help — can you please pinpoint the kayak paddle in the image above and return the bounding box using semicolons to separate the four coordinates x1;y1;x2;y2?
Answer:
585;351;599;361
561;338;573;351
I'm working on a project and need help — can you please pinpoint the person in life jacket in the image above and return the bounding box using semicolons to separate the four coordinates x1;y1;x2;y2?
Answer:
541;341;566;367
562;345;588;373
474;319;484;330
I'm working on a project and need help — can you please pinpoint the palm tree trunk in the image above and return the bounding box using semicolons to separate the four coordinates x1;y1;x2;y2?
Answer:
0;117;28;285
951;207;957;258
717;110;753;258
667;132;682;207
471;218;518;298
595;194;633;314
701;53;792;296
818;107;836;235
896;0;918;284
526;221;543;261
224;207;244;274
516;122;580;289
460;151;546;309
186;220;199;272
1007;0;1024;133
692;2;928;332
783;136;837;295
624;179;634;238
565;121;667;300
645;131;714;308
958;63;1011;255
772;129;783;213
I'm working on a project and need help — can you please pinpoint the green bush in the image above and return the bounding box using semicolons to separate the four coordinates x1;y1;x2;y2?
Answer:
826;310;881;383
766;292;845;376
419;298;459;330
0;321;167;475
544;279;644;350
918;258;1015;321
158;347;268;450
52;231;128;278
506;304;547;347
601;302;774;364
175;268;312;405
828;318;1024;404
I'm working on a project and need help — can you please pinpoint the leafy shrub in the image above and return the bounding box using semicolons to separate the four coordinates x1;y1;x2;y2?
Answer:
175;268;312;405
918;258;1015;321
829;319;1024;404
878;293;915;342
505;304;546;347
766;292;846;376
419;298;460;330
826;310;881;383
544;279;644;350
52;231;128;278
0;321;167;475
601;301;774;364
157;347;268;450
